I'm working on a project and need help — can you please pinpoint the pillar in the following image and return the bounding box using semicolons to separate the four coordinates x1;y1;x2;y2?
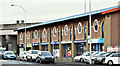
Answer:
39;29;42;51
48;28;52;53
86;21;89;51
31;31;33;50
59;26;62;61
71;24;75;61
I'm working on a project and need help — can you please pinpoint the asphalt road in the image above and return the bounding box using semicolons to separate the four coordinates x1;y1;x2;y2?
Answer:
0;59;117;66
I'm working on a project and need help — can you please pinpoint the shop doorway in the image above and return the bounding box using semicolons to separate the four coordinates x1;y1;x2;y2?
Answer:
42;45;48;51
63;44;72;58
76;44;86;56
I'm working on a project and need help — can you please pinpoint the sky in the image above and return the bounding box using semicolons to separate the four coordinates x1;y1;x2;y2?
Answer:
0;0;119;24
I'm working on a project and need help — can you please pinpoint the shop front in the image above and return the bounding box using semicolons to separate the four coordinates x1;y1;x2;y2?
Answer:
88;38;104;51
41;43;48;51
62;44;72;58
74;40;86;56
51;42;59;57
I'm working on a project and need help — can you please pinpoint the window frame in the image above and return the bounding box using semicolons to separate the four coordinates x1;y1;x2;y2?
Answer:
27;31;30;39
21;32;22;40
35;30;38;38
64;24;68;36
43;28;46;38
77;22;82;34
53;27;56;37
94;19;99;32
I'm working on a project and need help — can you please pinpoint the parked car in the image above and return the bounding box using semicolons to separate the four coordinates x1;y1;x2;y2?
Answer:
0;52;3;59
92;52;107;64
105;53;120;66
35;51;54;63
26;50;39;61
85;52;106;64
74;52;93;62
84;51;100;63
18;51;28;61
3;51;16;60
95;52;114;64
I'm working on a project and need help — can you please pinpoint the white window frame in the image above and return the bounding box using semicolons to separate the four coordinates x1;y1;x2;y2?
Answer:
53;27;56;37
94;19;99;32
77;22;82;34
27;31;30;39
35;30;37;38
43;28;46;38
64;24;68;36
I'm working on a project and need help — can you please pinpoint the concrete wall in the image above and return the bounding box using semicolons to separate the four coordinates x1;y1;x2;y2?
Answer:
111;11;119;46
104;14;111;51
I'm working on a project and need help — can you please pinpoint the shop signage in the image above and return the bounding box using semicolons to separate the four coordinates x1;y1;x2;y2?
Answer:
27;43;32;47
107;46;120;52
74;40;86;43
51;42;59;44
41;42;49;45
32;43;39;46
88;38;104;43
61;41;72;44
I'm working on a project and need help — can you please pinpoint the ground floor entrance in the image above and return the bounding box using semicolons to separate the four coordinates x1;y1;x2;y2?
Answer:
41;45;48;51
76;43;86;56
62;44;72;58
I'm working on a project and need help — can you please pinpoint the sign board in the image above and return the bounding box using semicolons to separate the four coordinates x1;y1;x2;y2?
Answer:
107;46;120;52
27;43;32;47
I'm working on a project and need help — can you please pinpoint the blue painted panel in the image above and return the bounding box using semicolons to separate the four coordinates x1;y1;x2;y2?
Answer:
98;38;104;43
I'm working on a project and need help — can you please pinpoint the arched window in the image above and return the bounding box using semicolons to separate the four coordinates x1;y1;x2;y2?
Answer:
43;28;46;38
21;32;22;40
35;30;37;38
94;19;99;32
78;22;82;34
64;25;68;35
53;27;56;37
27;31;29;39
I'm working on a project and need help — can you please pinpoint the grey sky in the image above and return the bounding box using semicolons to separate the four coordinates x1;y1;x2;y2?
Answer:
0;0;119;24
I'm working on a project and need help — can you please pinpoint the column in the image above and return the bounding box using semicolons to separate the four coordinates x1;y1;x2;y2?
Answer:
59;26;62;61
39;29;42;51
48;28;52;53
86;21;89;51
71;24;75;61
31;31;33;50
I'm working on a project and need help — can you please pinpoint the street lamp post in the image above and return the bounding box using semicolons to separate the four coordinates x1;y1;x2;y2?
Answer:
89;0;92;64
11;4;27;51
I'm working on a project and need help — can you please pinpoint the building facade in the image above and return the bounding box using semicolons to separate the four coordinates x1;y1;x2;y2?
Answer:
16;6;120;60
